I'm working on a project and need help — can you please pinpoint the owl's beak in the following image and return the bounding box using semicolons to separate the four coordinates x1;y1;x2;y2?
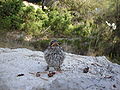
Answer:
51;42;59;47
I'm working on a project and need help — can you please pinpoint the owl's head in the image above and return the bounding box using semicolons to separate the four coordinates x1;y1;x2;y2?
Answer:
50;40;59;47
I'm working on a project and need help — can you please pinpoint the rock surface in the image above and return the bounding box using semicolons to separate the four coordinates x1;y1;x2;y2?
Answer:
0;48;120;90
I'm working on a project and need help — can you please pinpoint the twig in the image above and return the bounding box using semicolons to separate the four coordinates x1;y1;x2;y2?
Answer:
29;72;48;81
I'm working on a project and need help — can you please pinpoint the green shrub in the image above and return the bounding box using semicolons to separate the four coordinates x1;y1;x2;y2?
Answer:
19;6;49;36
46;9;73;37
0;0;23;30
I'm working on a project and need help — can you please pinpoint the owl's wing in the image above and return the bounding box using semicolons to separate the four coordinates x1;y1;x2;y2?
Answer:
44;48;51;64
44;48;50;58
59;47;66;60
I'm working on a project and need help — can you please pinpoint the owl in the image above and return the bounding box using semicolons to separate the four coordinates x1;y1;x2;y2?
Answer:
44;40;65;71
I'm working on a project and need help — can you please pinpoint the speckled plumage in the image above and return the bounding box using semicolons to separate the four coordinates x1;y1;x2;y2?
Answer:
44;46;65;71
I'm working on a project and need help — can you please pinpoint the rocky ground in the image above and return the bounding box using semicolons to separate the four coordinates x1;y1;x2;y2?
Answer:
0;48;120;90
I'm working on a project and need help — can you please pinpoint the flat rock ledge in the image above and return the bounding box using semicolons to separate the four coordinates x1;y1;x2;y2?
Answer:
0;48;120;90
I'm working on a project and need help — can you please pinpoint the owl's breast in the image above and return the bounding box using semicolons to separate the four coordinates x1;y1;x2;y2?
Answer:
44;47;65;66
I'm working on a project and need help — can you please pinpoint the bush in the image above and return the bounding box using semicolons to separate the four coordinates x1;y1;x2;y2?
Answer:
19;6;49;36
0;0;23;30
0;0;49;36
46;9;73;37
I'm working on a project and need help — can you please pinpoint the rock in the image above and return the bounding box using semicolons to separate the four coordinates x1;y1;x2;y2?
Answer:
0;48;120;90
83;67;89;73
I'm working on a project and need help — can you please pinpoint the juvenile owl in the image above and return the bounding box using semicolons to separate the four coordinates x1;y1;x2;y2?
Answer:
44;40;65;71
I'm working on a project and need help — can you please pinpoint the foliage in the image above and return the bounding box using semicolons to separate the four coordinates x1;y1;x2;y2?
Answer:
46;9;73;37
19;6;49;36
0;0;23;30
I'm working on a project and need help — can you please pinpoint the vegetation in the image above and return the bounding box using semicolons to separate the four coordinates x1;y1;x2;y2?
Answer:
0;0;120;64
